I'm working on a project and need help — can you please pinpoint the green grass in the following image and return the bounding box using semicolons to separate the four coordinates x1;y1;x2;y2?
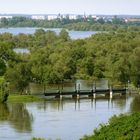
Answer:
8;94;44;102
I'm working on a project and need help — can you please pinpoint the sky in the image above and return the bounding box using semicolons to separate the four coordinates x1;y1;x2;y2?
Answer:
0;0;140;15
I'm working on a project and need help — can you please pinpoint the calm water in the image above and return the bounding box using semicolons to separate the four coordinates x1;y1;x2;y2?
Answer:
0;94;140;140
0;27;97;39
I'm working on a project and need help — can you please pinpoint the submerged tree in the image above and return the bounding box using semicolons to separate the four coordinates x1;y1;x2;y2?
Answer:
130;47;140;87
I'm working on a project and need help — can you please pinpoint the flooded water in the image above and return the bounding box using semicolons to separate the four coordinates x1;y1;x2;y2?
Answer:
0;27;98;39
0;94;140;140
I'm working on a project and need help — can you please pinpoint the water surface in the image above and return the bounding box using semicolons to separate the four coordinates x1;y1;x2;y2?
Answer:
0;94;140;140
0;27;97;39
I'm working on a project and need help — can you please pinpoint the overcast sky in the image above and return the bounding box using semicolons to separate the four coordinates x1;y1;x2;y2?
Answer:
0;0;140;15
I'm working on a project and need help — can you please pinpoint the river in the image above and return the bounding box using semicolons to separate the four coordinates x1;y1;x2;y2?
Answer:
0;94;140;140
0;27;98;39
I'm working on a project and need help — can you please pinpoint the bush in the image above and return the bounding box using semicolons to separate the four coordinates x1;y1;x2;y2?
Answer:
81;113;140;140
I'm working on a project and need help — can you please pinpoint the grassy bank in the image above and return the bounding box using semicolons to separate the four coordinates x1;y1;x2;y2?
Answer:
8;94;44;102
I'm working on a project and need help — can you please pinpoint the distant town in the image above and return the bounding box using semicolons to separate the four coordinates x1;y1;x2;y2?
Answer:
0;13;140;23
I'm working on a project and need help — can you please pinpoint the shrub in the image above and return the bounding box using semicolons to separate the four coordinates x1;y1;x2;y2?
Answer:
81;113;140;140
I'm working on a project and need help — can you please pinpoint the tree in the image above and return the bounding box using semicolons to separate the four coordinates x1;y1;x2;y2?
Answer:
0;76;9;103
130;47;140;87
45;30;58;45
34;29;47;47
0;42;16;61
0;18;8;27
0;58;6;76
5;63;32;94
59;29;70;41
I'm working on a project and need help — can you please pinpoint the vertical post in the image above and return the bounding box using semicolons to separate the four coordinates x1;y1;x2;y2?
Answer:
60;94;63;100
75;82;77;92
59;81;63;100
77;94;80;99
61;80;63;90
93;81;96;99
58;84;60;93
43;83;46;94
127;80;130;93
77;83;80;99
110;85;113;99
93;81;96;93
93;93;96;99
60;80;63;99
78;83;80;92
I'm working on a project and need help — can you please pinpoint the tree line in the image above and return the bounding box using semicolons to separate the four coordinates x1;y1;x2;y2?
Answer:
0;28;140;93
1;16;140;31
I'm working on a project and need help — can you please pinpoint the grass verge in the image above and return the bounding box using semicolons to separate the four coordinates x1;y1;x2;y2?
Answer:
8;94;43;102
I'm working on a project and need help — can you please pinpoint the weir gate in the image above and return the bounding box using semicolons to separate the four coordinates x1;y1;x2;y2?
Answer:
30;80;127;99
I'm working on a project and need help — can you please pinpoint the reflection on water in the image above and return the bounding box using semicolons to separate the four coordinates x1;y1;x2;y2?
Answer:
0;103;33;132
0;94;140;140
39;96;128;112
0;103;10;121
112;95;128;110
130;94;140;112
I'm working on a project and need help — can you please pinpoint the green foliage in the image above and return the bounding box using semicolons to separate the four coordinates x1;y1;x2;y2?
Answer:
0;58;6;76
59;29;70;41
5;63;32;94
31;138;45;140
130;47;140;87
0;77;9;103
0;28;140;90
1;92;9;103
81;113;140;140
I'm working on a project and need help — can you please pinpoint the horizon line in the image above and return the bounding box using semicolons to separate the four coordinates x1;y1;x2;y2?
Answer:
0;13;140;16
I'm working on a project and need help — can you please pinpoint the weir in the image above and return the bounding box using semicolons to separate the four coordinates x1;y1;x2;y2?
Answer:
42;80;127;99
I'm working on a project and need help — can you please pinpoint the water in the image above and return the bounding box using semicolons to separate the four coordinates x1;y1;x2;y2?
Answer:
0;94;140;140
13;48;30;54
0;27;97;39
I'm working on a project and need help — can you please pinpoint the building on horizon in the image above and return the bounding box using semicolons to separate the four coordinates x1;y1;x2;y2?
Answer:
0;15;13;19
